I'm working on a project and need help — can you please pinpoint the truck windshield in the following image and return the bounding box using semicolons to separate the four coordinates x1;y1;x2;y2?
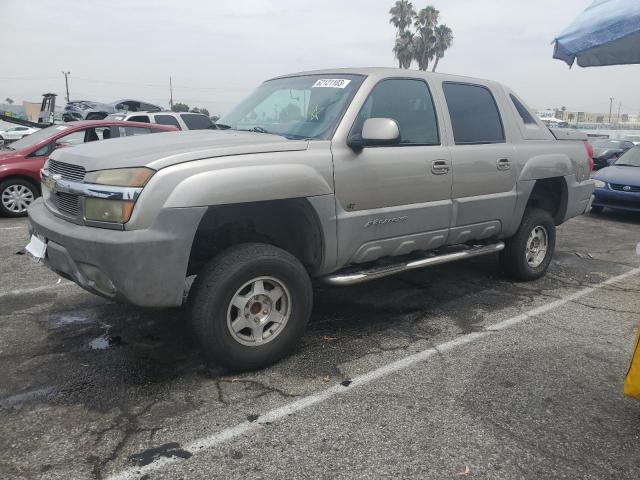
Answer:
217;74;365;140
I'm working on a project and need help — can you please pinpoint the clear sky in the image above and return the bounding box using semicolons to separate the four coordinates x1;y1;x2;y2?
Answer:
0;0;637;116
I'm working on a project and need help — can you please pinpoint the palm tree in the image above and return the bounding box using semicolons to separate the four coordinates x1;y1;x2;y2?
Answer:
431;24;453;72
413;6;439;71
389;0;416;34
393;30;414;69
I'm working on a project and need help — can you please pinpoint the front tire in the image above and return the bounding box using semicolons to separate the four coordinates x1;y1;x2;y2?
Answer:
0;178;39;217
500;208;556;281
188;243;313;371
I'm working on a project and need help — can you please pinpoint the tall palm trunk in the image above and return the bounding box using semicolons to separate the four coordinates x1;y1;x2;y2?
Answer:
432;56;440;72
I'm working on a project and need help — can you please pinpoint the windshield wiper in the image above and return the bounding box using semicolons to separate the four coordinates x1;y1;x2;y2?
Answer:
615;163;638;167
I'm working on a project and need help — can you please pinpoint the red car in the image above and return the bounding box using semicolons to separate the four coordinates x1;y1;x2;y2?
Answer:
0;120;177;216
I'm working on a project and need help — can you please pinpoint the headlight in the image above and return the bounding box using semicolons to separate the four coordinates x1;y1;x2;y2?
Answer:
84;167;155;187
84;198;135;223
594;180;606;188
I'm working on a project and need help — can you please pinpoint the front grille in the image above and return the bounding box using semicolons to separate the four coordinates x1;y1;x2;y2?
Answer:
55;192;80;216
610;183;640;192
48;159;86;182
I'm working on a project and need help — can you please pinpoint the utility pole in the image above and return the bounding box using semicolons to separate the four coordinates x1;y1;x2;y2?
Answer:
169;76;174;111
62;71;71;102
608;97;614;124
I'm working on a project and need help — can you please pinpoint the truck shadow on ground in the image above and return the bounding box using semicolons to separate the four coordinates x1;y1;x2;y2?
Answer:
0;250;618;415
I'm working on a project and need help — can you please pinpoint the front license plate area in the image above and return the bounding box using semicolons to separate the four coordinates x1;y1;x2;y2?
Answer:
25;234;47;260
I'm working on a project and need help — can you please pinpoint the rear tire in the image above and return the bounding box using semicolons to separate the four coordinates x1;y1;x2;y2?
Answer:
0;178;39;217
500;208;556;281
188;243;313;371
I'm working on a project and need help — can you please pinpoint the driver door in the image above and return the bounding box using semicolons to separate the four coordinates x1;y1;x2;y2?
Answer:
332;78;452;265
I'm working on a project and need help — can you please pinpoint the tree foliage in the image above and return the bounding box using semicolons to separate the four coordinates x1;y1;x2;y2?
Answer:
5;97;14;105
389;2;453;71
172;102;189;112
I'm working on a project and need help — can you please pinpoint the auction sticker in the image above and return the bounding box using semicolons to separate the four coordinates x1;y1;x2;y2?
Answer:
312;78;351;88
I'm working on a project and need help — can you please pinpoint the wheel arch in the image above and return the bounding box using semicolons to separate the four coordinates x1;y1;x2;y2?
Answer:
187;198;325;277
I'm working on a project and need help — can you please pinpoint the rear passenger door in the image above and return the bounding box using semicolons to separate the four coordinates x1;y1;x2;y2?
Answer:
441;82;516;243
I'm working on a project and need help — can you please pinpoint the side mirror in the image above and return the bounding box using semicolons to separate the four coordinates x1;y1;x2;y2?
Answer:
348;118;400;149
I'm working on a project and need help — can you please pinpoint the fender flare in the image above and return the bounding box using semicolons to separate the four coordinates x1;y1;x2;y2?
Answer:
163;164;333;208
518;153;573;181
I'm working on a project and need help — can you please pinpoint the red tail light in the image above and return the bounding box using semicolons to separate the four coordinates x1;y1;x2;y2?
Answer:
584;140;594;172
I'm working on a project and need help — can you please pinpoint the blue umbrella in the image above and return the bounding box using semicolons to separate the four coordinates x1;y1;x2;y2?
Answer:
553;0;640;67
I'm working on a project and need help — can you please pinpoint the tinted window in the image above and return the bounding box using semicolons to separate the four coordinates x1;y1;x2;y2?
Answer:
180;113;213;130
509;94;537;125
155;114;182;130
127;115;150;123
443;83;505;144
351;79;439;145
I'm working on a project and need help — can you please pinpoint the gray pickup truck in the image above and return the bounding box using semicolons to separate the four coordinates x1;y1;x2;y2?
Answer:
27;68;594;370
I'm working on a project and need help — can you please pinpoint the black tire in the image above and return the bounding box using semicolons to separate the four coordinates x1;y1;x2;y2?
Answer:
590;205;604;213
0;178;40;217
500;208;556;281
188;243;313;371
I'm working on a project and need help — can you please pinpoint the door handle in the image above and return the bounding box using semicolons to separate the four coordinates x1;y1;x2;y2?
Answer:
431;159;450;175
497;158;511;171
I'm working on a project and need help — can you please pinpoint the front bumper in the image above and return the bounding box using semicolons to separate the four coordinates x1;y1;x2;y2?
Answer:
592;188;640;212
27;199;206;307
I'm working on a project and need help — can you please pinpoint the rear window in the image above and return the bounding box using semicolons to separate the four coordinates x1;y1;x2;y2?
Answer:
180;113;212;130
155;114;182;130
116;126;152;137
509;94;537;125
443;82;505;145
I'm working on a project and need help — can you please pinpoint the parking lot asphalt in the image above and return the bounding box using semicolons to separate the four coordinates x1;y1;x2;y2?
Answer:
1;210;640;480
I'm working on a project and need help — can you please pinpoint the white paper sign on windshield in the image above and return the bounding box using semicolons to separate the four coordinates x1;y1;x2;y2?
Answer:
312;79;351;89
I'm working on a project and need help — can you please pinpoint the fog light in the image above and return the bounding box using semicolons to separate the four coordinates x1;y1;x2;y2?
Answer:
84;198;134;223
78;263;116;296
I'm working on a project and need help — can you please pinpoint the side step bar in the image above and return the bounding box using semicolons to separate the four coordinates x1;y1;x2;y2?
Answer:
322;242;505;286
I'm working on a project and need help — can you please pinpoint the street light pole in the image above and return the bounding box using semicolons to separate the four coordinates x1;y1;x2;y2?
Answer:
608;97;614;124
62;71;71;102
617;101;622;124
169;76;174;111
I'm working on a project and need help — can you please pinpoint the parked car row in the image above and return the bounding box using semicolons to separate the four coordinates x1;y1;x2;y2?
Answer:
105;111;215;130
592;145;640;213
62;99;162;122
0;120;177;216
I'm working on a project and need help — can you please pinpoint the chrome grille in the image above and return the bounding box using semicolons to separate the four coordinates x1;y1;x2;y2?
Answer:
48;159;86;182
54;192;80;216
610;183;640;192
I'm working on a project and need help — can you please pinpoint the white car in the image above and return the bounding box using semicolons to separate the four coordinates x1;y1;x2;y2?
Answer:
0;125;40;143
104;111;214;130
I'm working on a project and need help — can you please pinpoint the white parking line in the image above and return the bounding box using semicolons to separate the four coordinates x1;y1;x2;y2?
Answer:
0;281;72;300
0;226;26;231
106;266;640;480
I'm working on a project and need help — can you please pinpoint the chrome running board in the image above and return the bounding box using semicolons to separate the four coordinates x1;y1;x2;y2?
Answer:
322;242;505;286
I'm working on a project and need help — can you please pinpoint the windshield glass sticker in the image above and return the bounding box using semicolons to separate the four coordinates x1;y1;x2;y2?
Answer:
55;126;69;130
312;79;351;89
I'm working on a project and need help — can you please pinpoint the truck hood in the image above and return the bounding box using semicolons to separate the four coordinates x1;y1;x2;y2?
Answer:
594;165;640;185
48;130;309;171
